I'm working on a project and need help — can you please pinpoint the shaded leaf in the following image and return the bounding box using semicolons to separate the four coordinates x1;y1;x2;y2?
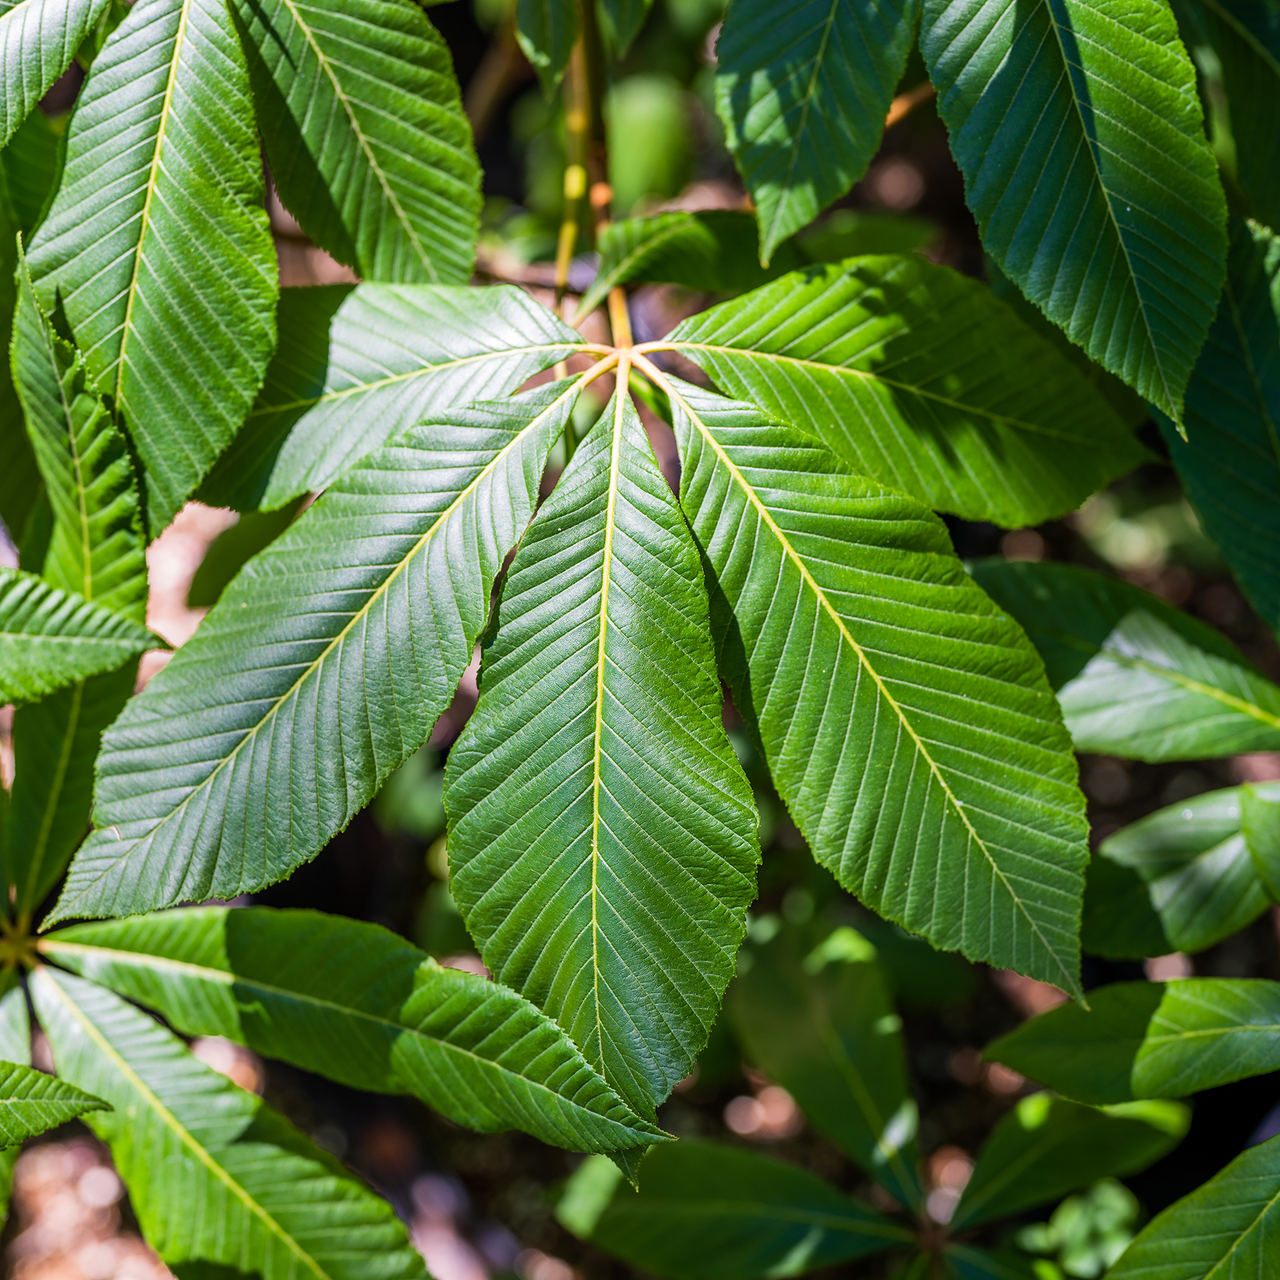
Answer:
0;1060;108;1144
944;1247;1043;1280
599;0;652;53
186;503;305;609
515;0;576;96
1243;784;1280;899
0;104;62;237
0;187;40;544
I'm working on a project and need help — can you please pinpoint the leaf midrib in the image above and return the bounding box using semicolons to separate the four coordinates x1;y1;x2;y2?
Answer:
23;682;84;919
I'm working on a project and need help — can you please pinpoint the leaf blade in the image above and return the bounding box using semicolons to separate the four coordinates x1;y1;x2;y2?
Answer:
0;1060;108;1144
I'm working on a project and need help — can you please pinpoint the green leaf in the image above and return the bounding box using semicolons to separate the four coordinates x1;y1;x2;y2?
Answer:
0;0;114;148
27;0;278;536
660;257;1149;528
200;284;590;511
576;211;806;320
0;199;40;545
1;105;63;236
1243;784;1280;899
41;906;669;1153
0;1060;108;1144
950;1093;1188;1232
186;503;305;609
0;979;30;1065
1084;786;1275;956
728;931;921;1211
944;1247;1044;1280
986;978;1280;1105
970;561;1280;761
31;967;429;1280
599;0;652;53
715;0;921;262
1105;1133;1280;1280
589;1142;914;1280
919;0;1228;422
0;567;156;704
48;381;581;926
662;373;1088;993
1157;218;1280;633
230;0;481;285
515;0;576;96
446;387;760;1114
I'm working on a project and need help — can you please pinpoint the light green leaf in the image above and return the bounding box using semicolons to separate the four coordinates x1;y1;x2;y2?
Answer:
0;0;114;148
729;931;921;1211
662;372;1088;993
446;387;760;1114
0;1060;108;1144
200;284;590;511
919;0;1228;422
599;0;652;53
31;967;429;1280
1243;784;1280;898
986;978;1280;1105
715;0;921;262
589;1142;914;1280
1157;218;1280;633
0;568;155;705
0;979;30;1066
27;0;278;535
970;561;1280;761
951;1093;1188;1232
515;0;576;96
659;257;1148;528
41;906;669;1153
48;381;581;926
1105;1133;1280;1280
230;0;481;285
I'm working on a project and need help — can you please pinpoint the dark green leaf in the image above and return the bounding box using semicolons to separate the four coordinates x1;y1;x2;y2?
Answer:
186;502;305;609
1243;784;1280;898
599;0;652;53
0;1060;108;1144
919;0;1228;422
0;105;62;236
944;1246;1042;1280
515;0;576;96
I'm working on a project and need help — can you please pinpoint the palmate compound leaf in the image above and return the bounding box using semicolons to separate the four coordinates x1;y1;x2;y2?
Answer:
199;283;592;512
658;256;1149;529
987;978;1280;1105
0;1060;107;1145
445;384;761;1116
651;369;1089;993
40;906;667;1153
919;0;1228;423
971;561;1280;761
1106;1133;1280;1280
714;0;922;264
47;379;586;927
0;567;155;704
31;967;429;1280
230;0;481;285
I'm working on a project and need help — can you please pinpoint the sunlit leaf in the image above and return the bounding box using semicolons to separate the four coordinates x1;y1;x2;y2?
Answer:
0;1060;107;1144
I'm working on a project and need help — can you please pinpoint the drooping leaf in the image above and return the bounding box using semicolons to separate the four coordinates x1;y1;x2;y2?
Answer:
0;1060;108;1144
0;0;115;148
27;0;278;535
919;0;1228;422
659;257;1149;528
588;1142;914;1280
970;561;1280;761
515;0;577;96
31;968;429;1280
986;978;1280;1105
715;0;921;262
199;284;590;511
1156;218;1280;633
599;0;652;53
230;0;481;285
446;387;760;1115
661;373;1088;993
48;381;582;926
41;906;669;1153
1243;784;1280;899
950;1093;1188;1232
728;930;921;1211
1105;1133;1280;1280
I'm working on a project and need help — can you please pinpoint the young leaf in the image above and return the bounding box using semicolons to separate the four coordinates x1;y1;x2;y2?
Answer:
715;0;921;263
446;387;761;1114
41;906;670;1154
48;381;582;926
1157;219;1280;632
986;978;1280;1105
27;0;278;535
661;373;1088;994
659;257;1148;528
200;284;591;511
728;931;921;1211
0;1060;108;1144
949;1093;1188;1232
0;567;156;704
919;0;1228;422
31;968;429;1280
515;0;577;96
230;0;481;285
1106;1133;1280;1280
970;561;1280;761
1243;784;1280;898
588;1142;914;1280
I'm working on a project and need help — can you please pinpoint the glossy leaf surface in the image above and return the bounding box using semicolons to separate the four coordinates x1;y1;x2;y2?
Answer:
0;1060;107;1144
662;257;1148;527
